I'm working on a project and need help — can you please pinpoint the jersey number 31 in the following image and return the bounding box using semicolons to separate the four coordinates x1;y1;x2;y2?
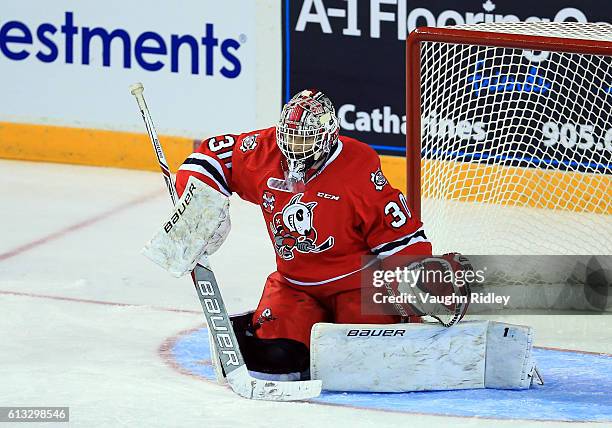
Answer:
384;194;411;228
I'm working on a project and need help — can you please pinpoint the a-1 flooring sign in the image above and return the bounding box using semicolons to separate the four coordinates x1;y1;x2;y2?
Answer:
282;0;611;157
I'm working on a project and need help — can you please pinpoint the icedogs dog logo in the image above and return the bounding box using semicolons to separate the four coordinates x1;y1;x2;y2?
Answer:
270;193;334;260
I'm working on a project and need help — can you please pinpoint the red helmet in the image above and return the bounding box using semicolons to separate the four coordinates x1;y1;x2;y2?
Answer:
276;90;339;186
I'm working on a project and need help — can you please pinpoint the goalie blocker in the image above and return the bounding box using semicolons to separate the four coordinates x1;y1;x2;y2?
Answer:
310;321;542;392
142;176;231;277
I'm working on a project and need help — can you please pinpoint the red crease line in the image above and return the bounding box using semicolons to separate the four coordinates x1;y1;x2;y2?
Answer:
0;289;201;315
0;190;163;262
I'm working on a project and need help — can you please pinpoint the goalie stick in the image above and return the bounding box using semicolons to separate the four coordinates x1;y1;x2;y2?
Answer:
129;82;322;401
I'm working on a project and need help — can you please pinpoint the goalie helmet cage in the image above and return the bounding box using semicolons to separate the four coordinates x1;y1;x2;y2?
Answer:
406;22;612;255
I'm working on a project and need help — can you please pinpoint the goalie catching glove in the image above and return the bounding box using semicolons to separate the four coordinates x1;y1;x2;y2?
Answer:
372;253;473;327
142;176;230;277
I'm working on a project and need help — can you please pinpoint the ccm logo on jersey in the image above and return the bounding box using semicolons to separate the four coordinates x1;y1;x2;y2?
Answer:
164;182;197;233
317;191;340;201
347;329;406;337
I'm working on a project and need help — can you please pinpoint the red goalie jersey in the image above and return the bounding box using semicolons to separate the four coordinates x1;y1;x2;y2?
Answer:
175;126;431;291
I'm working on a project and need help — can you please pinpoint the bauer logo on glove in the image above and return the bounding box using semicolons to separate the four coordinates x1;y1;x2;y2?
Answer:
163;181;197;233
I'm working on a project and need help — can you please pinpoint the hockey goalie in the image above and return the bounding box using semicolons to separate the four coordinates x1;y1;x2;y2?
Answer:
144;89;540;392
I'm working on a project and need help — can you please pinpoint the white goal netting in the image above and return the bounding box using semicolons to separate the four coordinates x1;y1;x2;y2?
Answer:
417;22;612;256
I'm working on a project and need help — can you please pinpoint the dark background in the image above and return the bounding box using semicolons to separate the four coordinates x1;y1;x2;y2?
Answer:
282;0;611;158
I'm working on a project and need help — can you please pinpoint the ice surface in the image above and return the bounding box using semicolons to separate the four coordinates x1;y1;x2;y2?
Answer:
174;328;612;422
1;159;610;427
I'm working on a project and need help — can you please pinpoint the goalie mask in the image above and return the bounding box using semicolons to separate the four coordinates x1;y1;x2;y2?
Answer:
276;89;340;190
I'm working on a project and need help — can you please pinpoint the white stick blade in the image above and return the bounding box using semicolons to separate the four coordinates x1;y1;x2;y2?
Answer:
226;366;322;401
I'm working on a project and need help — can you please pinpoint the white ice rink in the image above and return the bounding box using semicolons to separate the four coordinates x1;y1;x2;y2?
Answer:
1;159;611;427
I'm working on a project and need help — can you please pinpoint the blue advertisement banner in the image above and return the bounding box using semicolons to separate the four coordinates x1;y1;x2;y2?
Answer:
282;0;611;166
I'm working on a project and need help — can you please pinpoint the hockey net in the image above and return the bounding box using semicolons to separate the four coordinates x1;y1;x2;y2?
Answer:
406;22;612;256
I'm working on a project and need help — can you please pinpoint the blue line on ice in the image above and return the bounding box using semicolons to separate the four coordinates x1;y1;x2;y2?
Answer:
171;327;612;422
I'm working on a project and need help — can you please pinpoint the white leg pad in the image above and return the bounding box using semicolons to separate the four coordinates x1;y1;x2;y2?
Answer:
310;321;538;392
485;322;537;389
